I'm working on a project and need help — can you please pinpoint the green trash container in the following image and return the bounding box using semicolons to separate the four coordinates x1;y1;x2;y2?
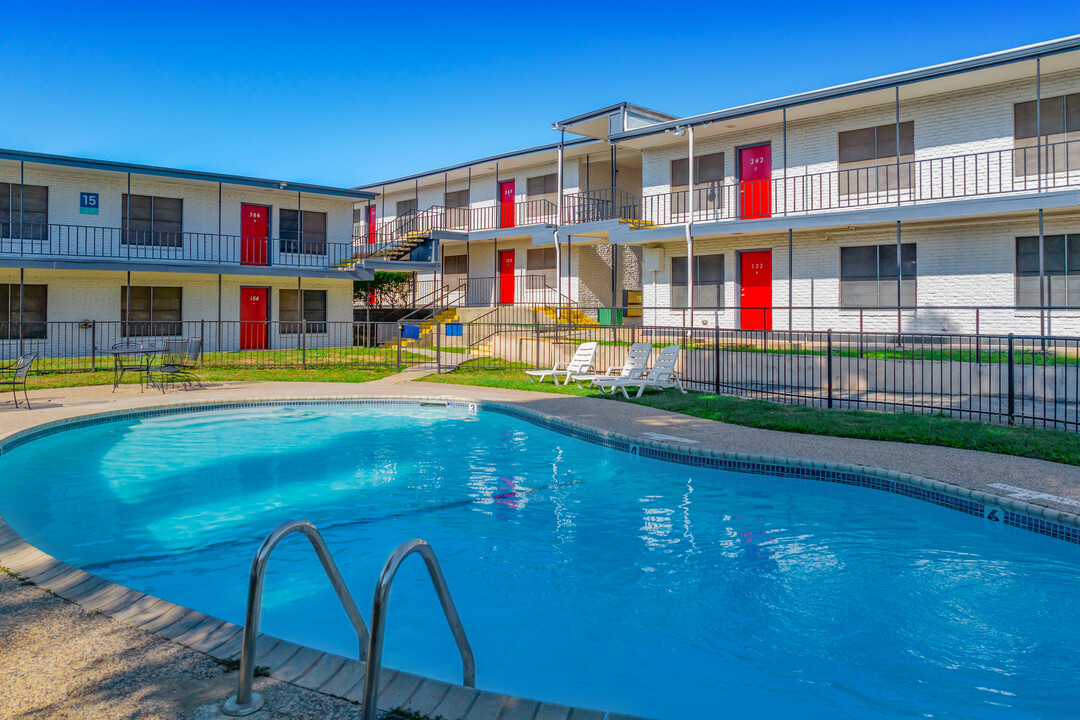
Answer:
597;308;624;325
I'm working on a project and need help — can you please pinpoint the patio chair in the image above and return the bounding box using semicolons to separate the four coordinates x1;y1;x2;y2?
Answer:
596;344;687;399
525;341;597;385
0;353;36;409
570;342;652;390
152;338;203;390
111;341;155;392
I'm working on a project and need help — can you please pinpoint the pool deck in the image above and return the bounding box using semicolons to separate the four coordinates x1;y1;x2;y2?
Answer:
0;377;1078;719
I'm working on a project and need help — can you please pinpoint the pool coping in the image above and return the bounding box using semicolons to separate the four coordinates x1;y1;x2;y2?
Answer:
1;393;1080;720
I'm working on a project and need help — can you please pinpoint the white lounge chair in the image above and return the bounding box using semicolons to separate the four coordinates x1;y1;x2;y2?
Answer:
571;342;652;390
598;344;687;399
525;341;597;385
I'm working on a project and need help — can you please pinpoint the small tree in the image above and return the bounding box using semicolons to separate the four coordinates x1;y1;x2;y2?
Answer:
354;272;413;308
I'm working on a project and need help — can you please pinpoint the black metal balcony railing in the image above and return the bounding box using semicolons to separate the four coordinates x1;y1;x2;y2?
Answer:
0;222;360;269
641;138;1080;226
560;187;640;224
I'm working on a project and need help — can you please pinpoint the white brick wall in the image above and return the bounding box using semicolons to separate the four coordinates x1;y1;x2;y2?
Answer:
0;268;354;355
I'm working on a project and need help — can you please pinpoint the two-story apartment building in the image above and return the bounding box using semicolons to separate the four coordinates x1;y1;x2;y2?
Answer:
0;150;380;357
356;35;1080;335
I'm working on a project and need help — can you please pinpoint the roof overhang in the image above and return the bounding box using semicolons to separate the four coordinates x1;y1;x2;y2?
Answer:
0;148;375;200
610;35;1080;147
553;103;678;140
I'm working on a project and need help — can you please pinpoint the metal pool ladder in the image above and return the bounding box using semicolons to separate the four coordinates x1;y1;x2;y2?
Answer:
222;520;475;720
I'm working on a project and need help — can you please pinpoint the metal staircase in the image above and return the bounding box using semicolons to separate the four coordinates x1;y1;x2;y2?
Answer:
222;520;474;720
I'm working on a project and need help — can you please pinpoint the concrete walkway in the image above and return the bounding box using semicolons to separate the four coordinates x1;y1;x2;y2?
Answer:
0;378;1078;719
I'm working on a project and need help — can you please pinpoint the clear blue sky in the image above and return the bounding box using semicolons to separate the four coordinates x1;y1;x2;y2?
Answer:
2;1;1078;188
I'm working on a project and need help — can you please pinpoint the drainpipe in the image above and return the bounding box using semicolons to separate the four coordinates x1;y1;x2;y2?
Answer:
555;132;564;316
685;125;695;328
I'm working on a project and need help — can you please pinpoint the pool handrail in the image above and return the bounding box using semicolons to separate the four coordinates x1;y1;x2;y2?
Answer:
361;538;475;720
222;519;370;716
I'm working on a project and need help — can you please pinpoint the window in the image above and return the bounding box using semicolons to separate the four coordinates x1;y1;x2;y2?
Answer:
396;198;419;234
837;122;914;194
526;174;557;220
280;210;327;254
1013;93;1080;176
279;289;327;334
0;284;47;339
526;247;557;271
121;194;182;247
121;286;182;336
671;254;724;308
443;254;468;275
840;243;916;308
1015;234;1080;307
671;153;725;217
396;198;418;217
445;189;469;229
0;183;49;241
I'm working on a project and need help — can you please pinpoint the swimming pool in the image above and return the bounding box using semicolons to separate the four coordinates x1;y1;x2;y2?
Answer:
1;401;1077;719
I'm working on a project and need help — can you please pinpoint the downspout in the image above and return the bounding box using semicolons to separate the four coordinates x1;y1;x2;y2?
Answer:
555;131;564;316
685;125;695;328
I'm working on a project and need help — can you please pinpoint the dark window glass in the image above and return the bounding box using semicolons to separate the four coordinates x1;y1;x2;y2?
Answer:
671;152;725;187
671;254;724;308
443;254;468;275
526;247;557;271
840;243;916;308
1014;94;1080;138
396;198;418;216
279;289;327;334
1016;234;1080;307
445;189;469;209
526;174;557;197
0;284;47;339
121;286;182;336
839;122;914;164
121;194;183;247
0;183;49;240
279;209;327;255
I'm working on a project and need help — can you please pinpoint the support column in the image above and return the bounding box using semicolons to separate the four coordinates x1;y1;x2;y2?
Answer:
18;267;24;355
686;125;696;328
217;273;222;352
1039;208;1046;337
895;87;901;206
782;109;787;217
787;229;793;330
896;220;902;333
18;161;24;247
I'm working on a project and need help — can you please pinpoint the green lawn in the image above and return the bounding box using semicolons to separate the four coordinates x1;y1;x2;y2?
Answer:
421;362;1080;465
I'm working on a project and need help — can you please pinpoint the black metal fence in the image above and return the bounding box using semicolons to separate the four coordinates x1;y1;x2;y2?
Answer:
3;318;1079;433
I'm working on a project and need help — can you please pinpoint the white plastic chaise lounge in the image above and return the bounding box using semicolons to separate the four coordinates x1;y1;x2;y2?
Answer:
597;344;687;399
571;342;652;390
525;341;597;385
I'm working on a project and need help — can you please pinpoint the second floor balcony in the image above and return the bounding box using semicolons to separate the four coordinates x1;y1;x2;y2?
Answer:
0;222;366;273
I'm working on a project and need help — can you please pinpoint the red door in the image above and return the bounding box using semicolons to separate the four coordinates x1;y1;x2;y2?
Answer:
500;181;515;229
739;251;772;330
240;287;268;350
499;250;515;304
241;204;269;265
367;205;377;245
739;144;772;220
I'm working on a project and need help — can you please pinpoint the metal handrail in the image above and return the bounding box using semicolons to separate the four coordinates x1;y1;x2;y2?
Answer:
361;538;474;720
222;520;370;716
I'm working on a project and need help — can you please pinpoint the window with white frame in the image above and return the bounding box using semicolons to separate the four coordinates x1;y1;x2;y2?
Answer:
0;183;48;241
121;286;182;336
837;122;914;195
671;254;724;308
839;243;916;308
279;289;327;334
443;254;468;292
1013;94;1080;176
1015;234;1080;307
526;174;558;221
0;284;46;339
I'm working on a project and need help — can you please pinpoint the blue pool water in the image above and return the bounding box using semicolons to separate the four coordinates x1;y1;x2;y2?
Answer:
1;404;1078;719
